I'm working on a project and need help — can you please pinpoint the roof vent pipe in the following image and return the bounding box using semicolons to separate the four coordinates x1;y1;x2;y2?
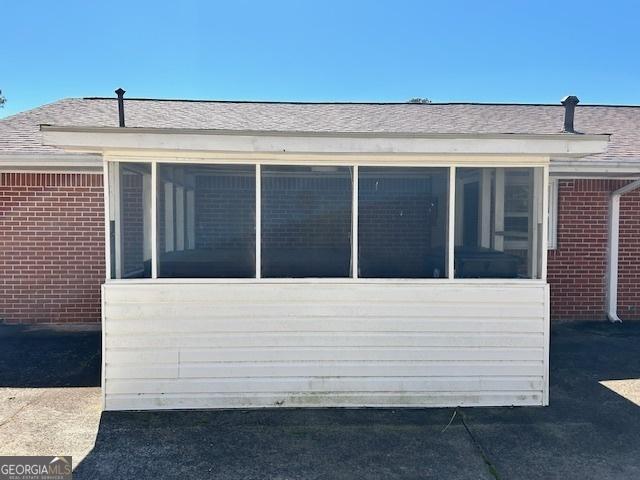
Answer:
561;95;579;133
115;88;126;127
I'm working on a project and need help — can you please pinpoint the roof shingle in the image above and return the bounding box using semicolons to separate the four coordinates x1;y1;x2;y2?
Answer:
1;98;639;163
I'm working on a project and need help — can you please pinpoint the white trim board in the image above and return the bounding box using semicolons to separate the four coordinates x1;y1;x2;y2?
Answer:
104;155;550;167
0;153;102;171
547;178;559;250
550;162;640;175
41;127;609;157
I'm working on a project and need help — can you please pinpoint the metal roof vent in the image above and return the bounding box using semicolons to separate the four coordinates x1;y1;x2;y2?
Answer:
561;95;579;133
115;88;126;127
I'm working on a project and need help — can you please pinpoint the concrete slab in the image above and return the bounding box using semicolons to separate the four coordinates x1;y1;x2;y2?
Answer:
75;409;493;480
0;325;102;469
462;321;640;480
1;321;639;479
0;387;102;466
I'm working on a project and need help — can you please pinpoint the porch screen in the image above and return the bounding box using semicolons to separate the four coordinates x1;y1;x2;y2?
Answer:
157;164;256;278
110;162;152;279
261;166;353;278
358;167;449;278
454;167;544;279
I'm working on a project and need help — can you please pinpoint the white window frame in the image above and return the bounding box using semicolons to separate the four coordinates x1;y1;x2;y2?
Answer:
547;177;559;250
104;157;548;282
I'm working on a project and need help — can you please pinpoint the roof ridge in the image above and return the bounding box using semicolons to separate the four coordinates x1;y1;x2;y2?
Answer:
79;97;640;108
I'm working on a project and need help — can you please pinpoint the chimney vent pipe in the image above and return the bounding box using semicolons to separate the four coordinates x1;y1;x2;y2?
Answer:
115;88;126;127
561;95;579;133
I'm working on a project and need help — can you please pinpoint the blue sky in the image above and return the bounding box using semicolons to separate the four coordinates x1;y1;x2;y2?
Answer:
1;0;639;117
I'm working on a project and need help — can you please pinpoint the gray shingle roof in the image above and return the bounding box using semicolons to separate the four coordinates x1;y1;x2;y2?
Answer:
1;97;639;163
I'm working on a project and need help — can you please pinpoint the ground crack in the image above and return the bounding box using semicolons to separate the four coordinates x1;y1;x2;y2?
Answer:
459;409;501;480
0;390;47;429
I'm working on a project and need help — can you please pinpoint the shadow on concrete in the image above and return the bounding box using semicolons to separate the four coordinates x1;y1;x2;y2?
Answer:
460;321;640;479
75;408;492;480
0;325;101;387
35;321;640;479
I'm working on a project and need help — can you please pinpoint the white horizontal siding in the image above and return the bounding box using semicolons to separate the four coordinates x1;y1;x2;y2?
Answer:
102;282;549;410
107;377;545;395
104;392;544;411
107;332;544;349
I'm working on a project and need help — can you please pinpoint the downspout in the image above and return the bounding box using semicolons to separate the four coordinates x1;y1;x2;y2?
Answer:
606;179;640;322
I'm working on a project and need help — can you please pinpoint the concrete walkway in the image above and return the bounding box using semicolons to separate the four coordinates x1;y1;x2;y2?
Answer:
0;322;639;479
0;325;102;465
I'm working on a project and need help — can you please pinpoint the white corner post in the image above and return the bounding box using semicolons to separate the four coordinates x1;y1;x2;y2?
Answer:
541;165;549;280
112;162;122;279
151;161;158;279
606;179;640;323
448;166;456;279
352;165;359;279
255;164;261;279
103;160;112;280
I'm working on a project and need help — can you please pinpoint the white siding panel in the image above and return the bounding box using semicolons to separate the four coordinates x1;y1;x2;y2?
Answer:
102;282;549;410
179;361;543;378
107;349;179;364
105;392;544;410
105;318;544;335
106;332;545;349
177;347;543;362
106;364;179;380
105;302;544;320
105;283;544;305
106;377;545;395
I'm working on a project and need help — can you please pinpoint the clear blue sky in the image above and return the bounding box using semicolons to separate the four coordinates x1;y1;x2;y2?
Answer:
2;0;639;117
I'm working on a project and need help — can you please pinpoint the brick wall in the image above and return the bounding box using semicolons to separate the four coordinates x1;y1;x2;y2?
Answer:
618;187;640;320
548;179;640;321
0;173;104;324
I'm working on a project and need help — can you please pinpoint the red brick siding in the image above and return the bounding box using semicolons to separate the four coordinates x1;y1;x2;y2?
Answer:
0;173;104;324
548;179;639;321
618;188;640;319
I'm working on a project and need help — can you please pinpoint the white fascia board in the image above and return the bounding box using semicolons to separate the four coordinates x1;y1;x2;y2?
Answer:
550;159;640;176
0;153;103;172
41;126;610;158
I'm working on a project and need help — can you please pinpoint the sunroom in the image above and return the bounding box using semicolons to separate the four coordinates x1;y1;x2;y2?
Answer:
42;125;608;410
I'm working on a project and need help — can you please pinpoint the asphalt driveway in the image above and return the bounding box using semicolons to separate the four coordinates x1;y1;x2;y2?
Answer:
0;322;639;479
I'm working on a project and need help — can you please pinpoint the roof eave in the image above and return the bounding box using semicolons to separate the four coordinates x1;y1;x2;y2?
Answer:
0;153;103;172
40;125;610;158
550;159;640;177
39;124;611;141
